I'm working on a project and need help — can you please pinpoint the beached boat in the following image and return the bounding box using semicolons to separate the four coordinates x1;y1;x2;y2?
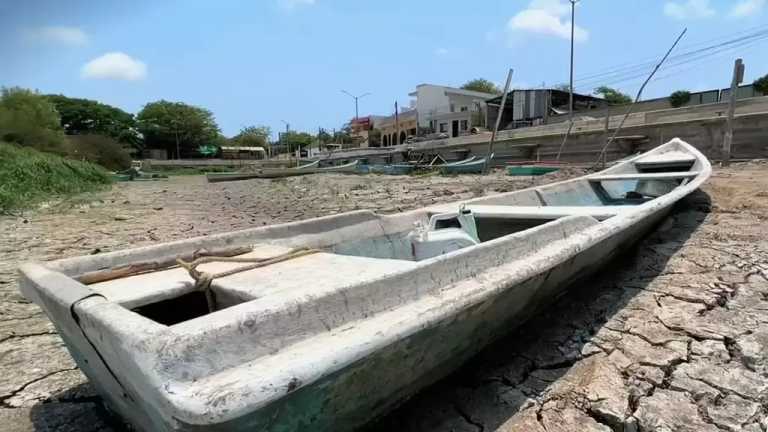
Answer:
19;138;709;432
359;163;414;175
506;160;565;176
206;160;356;182
440;154;493;174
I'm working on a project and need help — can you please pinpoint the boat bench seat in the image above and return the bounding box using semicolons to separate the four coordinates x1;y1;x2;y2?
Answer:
91;244;418;310
588;171;699;182
634;151;696;168
430;204;632;221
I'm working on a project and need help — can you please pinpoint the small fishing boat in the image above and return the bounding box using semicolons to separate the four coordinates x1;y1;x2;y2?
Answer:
440;154;493;175
507;160;566;176
20;138;710;432
507;163;562;176
359;164;414;175
206;160;356;182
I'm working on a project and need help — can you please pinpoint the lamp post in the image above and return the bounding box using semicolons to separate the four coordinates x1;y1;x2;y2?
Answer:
569;0;579;120
341;90;371;120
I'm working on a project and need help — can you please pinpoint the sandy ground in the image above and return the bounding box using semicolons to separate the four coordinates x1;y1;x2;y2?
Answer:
1;164;767;431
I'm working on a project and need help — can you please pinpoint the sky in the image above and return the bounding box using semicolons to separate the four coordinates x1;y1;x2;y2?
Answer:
1;0;767;138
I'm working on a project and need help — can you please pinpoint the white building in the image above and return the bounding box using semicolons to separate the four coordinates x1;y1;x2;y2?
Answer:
408;84;497;138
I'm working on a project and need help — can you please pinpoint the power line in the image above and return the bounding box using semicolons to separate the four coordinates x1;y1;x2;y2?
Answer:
573;23;768;84
574;28;768;92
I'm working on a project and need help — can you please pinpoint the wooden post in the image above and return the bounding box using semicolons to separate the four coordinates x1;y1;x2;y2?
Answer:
722;58;744;167
485;68;514;174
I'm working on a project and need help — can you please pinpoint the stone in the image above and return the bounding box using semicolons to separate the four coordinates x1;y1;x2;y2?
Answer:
735;329;768;373
635;389;720;432
706;394;760;431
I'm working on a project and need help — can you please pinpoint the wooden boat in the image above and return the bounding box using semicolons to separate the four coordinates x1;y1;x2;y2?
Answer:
507;165;560;176
440;154;493;175
206;160;357;182
359;164;414;175
19;138;710;432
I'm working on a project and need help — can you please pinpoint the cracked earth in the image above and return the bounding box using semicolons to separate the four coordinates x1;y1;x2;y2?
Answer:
1;163;767;431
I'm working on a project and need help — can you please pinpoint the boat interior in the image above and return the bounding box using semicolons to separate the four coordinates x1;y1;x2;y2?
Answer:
83;141;703;341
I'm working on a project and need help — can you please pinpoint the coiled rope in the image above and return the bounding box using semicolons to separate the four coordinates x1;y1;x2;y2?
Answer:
176;247;320;311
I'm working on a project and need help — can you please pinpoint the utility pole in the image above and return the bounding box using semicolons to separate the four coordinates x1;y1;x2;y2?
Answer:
485;68;514;174
394;101;399;146
722;58;744;167
569;0;578;121
341;90;371;120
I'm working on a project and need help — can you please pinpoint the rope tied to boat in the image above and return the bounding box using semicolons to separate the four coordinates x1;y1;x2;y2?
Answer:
176;247;321;312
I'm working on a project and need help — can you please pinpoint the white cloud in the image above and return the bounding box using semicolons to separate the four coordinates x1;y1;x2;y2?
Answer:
729;0;766;17
663;0;716;20
81;52;147;81
435;48;449;56
507;0;588;42
25;26;88;45
278;0;315;10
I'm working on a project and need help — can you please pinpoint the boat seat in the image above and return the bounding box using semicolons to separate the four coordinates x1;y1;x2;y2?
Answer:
588;171;699;182
634;151;696;168
433;205;631;221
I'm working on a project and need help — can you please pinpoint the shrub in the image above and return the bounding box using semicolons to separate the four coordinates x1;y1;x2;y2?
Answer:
0;87;67;154
754;74;768;95
669;90;691;108
65;134;132;171
0;142;112;212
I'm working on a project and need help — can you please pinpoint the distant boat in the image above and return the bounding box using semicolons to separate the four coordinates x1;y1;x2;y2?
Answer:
440;154;493;175
19;138;709;432
206;160;357;182
507;164;561;176
359;164;414;175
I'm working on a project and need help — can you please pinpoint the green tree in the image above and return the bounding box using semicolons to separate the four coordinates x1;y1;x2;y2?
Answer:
281;131;313;153
231;125;271;147
0;87;67;154
317;128;333;144
669;90;691;108
368;128;382;147
754;73;768;95
594;86;632;105
65;134;132;170
136;100;221;159
461;78;501;95
46;95;142;151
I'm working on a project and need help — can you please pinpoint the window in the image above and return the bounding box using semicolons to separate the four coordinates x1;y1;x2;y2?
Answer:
450;103;455;113
460;120;468;131
460;106;468;112
439;123;447;133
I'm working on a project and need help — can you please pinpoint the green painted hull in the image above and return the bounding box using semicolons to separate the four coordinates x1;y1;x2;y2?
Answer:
507;166;560;176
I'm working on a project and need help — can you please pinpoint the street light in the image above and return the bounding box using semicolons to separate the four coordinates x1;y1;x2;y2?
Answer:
569;0;579;120
341;90;371;120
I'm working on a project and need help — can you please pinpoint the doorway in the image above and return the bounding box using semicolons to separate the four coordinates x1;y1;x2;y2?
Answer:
451;120;459;138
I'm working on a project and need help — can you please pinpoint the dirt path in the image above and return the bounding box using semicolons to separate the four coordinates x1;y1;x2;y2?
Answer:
1;164;766;431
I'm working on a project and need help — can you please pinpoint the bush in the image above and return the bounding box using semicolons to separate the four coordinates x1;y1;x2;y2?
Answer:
0;87;67;154
0;142;112;212
65;134;132;171
669;90;691;108
754;74;768;95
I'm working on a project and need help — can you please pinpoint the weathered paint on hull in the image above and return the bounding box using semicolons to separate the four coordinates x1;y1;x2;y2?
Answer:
169;207;666;431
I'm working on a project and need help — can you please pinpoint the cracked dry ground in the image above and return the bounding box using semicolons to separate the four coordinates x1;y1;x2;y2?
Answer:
1;164;767;431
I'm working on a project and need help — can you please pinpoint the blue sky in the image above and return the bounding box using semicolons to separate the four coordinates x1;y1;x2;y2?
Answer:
2;0;767;138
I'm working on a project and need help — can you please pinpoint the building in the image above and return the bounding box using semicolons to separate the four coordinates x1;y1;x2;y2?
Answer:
376;109;417;147
349;115;386;148
409;84;497;138
220;146;266;159
486;89;608;130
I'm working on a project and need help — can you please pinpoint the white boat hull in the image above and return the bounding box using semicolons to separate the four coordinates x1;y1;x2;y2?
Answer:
19;139;710;431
